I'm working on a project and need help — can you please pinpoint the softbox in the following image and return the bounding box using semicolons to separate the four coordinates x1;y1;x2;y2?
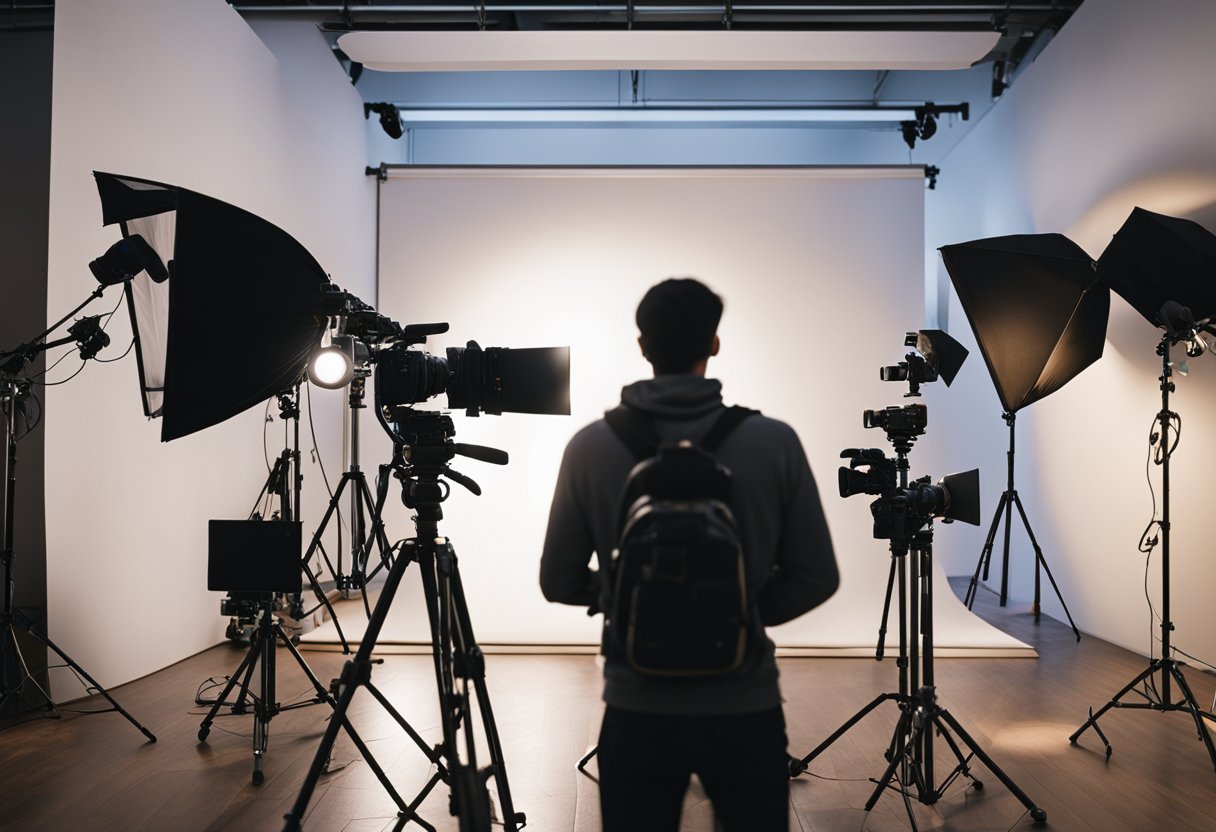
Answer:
93;172;329;441
940;233;1109;414
1096;206;1216;327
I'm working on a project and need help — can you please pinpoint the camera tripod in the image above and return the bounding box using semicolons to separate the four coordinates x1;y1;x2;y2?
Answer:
300;372;394;620
1070;333;1216;769
283;409;524;832
794;457;1044;828
1;311;155;741
198;594;335;783
964;411;1080;641
199;384;341;783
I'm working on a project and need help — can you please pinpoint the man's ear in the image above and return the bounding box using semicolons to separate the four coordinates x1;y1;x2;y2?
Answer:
638;335;647;359
710;334;720;357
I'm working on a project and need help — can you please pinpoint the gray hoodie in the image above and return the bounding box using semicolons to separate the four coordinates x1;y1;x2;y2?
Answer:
541;374;839;715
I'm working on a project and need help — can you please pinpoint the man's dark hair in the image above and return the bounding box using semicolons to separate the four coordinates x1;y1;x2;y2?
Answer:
636;278;724;375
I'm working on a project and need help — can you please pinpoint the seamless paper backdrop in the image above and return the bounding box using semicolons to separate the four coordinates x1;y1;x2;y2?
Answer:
369;167;1026;652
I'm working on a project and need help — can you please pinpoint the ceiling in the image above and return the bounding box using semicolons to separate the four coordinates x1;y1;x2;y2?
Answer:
7;2;1087;163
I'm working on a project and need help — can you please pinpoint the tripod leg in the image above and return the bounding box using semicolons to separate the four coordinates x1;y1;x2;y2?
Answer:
275;625;334;708
876;556;896;660
198;635;261;741
1011;493;1081;641
936;708;1045;823
1167;662;1216;771
789;693;899;775
1069;659;1162;753
283;540;421;832
577;745;599;776
447;557;523;831
300;559;349;654
966;493;1007;609
863;708;915;812
12;610;155;742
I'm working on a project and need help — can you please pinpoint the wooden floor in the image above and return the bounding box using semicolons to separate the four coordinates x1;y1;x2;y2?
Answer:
2;581;1214;832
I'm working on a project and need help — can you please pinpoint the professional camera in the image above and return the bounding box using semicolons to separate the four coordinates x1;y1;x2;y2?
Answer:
376;336;570;418
863;403;927;436
880;330;968;396
839;329;978;541
841;447;980;540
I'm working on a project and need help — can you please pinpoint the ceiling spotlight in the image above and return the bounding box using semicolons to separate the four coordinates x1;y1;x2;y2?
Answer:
364;102;404;139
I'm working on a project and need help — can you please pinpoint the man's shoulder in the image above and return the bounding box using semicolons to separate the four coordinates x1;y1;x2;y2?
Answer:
731;410;802;446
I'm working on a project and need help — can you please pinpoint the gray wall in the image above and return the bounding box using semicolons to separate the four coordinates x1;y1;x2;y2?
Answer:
0;30;52;712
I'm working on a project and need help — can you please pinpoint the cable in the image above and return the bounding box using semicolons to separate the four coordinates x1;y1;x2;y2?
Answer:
33;360;87;387
94;338;135;363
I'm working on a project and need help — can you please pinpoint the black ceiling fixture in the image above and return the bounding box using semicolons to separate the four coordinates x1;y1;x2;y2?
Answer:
365;102;404;139
901;102;968;149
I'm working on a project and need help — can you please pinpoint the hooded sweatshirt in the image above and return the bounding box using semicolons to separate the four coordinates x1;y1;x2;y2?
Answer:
541;374;839;715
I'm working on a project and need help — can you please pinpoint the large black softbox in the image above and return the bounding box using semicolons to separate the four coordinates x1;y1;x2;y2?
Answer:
1096;207;1216;327
940;233;1109;414
93;172;328;441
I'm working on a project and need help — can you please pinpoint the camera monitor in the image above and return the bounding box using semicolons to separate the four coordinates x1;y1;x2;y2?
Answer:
207;520;302;594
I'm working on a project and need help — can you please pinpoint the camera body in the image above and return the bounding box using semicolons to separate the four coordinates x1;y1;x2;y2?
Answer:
863;403;927;437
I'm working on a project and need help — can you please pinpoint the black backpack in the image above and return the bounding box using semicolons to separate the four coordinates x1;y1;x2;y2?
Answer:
603;405;759;677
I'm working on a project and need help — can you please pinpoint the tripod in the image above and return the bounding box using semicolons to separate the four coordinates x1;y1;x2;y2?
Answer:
300;372;394;620
964;412;1080;640
792;454;1045;828
198;594;334;783
253;385;351;653
198;386;341;783
284;409;524;832
1;307;155;740
1070;333;1216;769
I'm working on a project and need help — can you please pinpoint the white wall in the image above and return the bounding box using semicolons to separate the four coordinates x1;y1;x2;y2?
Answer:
45;2;375;692
373;168;1026;652
927;0;1216;664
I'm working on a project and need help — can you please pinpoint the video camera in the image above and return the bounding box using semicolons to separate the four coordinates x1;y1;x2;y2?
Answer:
314;283;570;419
879;330;968;397
840;330;978;541
840;447;979;540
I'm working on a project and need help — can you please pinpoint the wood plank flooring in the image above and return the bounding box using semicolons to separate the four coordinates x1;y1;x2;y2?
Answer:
1;580;1213;831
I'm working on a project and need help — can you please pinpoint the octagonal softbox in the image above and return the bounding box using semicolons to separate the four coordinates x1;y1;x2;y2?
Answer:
940;233;1109;414
94;172;329;441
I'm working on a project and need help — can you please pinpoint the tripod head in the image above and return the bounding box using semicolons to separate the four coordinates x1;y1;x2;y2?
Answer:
382;407;508;531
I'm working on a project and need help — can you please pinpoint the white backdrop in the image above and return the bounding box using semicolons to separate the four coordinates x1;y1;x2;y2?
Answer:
366;167;1026;652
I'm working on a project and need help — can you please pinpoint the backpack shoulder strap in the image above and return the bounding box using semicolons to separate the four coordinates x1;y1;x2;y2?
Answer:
701;405;760;452
604;406;658;460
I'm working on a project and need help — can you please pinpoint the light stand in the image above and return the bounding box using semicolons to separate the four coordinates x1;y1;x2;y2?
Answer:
249;384;351;652
964;411;1081;640
1069;333;1216;769
300;370;394;619
283;410;523;832
0;288;155;741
